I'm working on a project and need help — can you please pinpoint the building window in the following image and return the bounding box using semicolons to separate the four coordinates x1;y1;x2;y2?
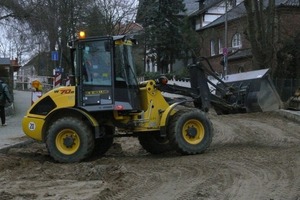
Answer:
210;39;216;56
218;38;223;54
231;33;242;49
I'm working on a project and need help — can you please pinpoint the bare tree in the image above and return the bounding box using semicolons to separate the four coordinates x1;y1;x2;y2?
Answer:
5;24;35;63
0;0;139;74
0;13;36;64
0;0;90;72
0;38;9;58
0;0;30;21
91;0;139;35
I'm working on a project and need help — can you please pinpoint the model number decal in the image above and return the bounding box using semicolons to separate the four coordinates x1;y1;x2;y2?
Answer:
60;89;73;94
54;89;74;94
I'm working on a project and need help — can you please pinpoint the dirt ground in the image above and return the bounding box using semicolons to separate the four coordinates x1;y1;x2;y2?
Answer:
0;111;299;200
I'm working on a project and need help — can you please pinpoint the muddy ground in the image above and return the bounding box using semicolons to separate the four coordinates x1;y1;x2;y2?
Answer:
0;111;299;200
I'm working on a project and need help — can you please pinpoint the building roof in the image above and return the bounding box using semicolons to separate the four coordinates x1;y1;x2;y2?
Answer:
23;52;51;67
0;58;11;65
0;58;20;72
183;0;198;15
183;0;224;16
200;0;298;30
189;0;224;16
118;22;143;35
280;0;300;6
202;2;245;29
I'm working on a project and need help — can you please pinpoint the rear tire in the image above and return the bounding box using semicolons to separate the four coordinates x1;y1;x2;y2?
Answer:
168;109;213;155
46;117;94;163
93;126;114;156
138;132;172;154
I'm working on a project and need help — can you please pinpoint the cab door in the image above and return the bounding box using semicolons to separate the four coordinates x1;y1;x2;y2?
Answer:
78;39;114;111
113;39;141;111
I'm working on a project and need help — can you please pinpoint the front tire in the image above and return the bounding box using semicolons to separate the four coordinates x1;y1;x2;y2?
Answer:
46;117;94;163
168;109;213;155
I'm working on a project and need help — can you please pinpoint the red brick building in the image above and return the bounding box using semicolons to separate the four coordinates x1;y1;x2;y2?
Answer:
188;0;300;75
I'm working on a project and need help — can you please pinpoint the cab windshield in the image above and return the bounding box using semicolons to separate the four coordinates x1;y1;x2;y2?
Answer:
81;40;112;86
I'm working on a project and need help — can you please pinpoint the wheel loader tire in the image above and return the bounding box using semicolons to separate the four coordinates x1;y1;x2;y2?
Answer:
93;126;114;156
168;109;213;155
46;117;95;163
138;132;172;154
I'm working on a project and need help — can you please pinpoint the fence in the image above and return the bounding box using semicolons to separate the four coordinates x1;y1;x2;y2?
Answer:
14;74;71;92
14;75;54;92
273;79;300;102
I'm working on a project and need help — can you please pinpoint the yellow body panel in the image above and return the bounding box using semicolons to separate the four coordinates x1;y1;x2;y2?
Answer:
73;108;99;127
22;86;76;141
45;86;76;108
116;80;172;132
25;86;76;115
22;116;45;141
22;82;175;140
159;102;178;127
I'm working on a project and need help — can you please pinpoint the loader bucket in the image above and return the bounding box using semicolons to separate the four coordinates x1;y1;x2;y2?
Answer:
222;68;282;113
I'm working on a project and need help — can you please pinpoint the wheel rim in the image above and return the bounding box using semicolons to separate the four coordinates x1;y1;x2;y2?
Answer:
55;129;80;155
182;119;205;144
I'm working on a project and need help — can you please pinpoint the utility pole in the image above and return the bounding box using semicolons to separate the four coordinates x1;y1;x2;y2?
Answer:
223;0;228;79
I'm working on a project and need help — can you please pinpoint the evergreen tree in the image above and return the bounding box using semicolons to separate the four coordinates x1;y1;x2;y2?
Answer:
137;0;186;73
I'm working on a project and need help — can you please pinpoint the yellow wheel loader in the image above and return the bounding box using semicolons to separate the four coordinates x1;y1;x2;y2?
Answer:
22;33;281;163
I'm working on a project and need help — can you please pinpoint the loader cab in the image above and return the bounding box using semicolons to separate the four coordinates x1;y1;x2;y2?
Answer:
70;34;140;112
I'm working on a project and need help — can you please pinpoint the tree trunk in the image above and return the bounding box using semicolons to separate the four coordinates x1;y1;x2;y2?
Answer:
244;0;276;70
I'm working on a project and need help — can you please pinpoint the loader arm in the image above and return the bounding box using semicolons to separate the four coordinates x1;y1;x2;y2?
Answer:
157;57;282;114
157;61;235;113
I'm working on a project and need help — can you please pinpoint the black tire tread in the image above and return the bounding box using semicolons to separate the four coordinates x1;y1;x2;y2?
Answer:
168;109;213;155
46;117;94;163
138;132;172;154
